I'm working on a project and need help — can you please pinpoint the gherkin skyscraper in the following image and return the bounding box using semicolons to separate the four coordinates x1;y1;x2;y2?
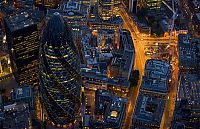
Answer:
39;12;81;127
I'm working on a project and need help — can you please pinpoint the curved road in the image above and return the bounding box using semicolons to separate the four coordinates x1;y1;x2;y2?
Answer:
119;7;179;129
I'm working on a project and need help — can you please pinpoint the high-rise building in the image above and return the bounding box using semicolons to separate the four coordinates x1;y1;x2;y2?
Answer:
98;0;122;20
170;73;200;129
0;12;6;52
145;0;162;15
98;0;114;20
131;0;138;13
113;0;122;9
4;11;39;86
98;0;123;20
34;0;60;9
178;34;197;72
111;29;135;79
40;12;81;127
123;0;138;13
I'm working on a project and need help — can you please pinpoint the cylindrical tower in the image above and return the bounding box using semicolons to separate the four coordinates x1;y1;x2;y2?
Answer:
39;12;81;127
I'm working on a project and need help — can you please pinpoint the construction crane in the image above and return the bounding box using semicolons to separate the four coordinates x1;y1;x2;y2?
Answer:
162;0;178;47
151;0;178;61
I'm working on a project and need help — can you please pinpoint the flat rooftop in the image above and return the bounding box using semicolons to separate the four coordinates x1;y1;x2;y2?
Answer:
11;85;32;101
142;59;171;93
178;74;200;104
111;57;126;68
178;34;193;47
104;16;123;24
104;96;127;128
95;90;112;114
196;12;200;21
111;50;134;73
122;51;134;72
133;92;166;126
119;29;134;51
1;102;30;129
178;34;197;68
81;62;108;81
95;90;127;128
5;11;38;32
98;29;115;35
108;77;130;88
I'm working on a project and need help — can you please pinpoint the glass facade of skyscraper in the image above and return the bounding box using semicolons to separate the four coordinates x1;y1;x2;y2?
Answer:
5;12;39;86
39;12;81;127
145;0;162;14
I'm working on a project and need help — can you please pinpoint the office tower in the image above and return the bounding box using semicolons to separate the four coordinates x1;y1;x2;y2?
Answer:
111;29;135;79
0;12;5;51
0;18;4;51
113;0;122;9
178;34;197;72
34;0;60;9
98;0;114;20
123;0;138;13
40;12;81;127
145;0;162;14
4;11;39;86
131;0;138;13
170;74;200;129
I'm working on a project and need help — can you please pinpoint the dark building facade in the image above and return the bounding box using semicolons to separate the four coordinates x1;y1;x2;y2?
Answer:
170;74;200;129
123;0;138;13
178;34;197;72
39;12;81;127
4;12;39;86
145;0;162;15
98;0;114;20
132;0;138;13
34;0;60;9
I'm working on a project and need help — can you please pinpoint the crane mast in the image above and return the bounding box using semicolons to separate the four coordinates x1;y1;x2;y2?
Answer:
162;0;177;46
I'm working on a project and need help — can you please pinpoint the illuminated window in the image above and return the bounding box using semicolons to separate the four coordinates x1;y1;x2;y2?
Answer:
111;110;118;117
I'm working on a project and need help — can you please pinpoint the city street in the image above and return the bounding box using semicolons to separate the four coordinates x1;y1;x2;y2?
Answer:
160;46;179;129
119;8;146;129
119;7;179;129
0;0;198;129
